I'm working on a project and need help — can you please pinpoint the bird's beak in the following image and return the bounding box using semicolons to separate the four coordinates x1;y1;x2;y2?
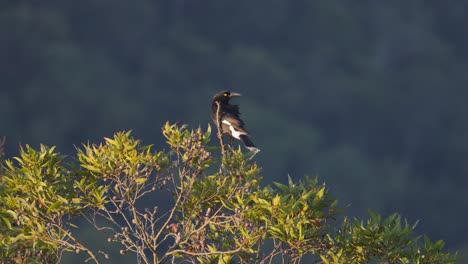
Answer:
229;92;241;97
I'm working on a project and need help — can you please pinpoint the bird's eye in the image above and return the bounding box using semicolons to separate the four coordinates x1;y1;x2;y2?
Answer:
224;93;228;97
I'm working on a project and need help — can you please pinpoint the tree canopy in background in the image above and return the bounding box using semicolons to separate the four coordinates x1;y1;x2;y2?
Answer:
1;1;467;261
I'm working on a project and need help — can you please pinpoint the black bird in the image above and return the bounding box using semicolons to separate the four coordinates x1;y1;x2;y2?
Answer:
211;91;259;152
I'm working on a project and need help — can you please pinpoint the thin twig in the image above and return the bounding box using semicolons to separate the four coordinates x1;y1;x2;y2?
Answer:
44;223;101;264
215;101;225;157
259;241;283;264
166;246;243;257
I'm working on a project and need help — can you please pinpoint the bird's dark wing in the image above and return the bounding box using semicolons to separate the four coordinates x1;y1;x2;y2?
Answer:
221;113;251;136
221;104;243;125
224;104;240;116
221;113;245;127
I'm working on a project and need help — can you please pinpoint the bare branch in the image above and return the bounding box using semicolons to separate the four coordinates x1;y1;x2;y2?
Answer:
215;101;225;157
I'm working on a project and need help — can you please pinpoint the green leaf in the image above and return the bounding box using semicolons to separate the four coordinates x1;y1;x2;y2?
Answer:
81;164;101;173
320;255;330;264
357;246;363;253
135;177;147;184
48;201;62;213
272;195;280;207
2;217;12;230
220;254;232;264
315;186;325;200
207;244;217;253
287;174;294;188
273;182;289;192
204;124;211;142
6;209;18;220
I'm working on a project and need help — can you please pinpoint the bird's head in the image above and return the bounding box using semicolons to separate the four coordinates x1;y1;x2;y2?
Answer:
212;90;241;103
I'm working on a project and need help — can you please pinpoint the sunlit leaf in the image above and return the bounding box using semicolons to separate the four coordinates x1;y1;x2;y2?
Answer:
135;177;147;184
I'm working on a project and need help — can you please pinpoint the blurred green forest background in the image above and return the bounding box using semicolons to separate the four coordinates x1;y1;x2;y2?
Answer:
1;1;467;262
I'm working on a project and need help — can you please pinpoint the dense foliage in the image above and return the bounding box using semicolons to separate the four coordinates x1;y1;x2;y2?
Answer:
1;1;467;260
0;123;457;263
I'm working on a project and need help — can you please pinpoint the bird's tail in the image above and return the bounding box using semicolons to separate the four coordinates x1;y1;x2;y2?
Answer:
239;135;260;152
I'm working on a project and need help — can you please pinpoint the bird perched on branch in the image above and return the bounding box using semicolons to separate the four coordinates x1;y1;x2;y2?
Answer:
211;90;259;152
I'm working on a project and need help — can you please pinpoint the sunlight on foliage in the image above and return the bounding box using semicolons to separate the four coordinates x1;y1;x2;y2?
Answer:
0;123;457;264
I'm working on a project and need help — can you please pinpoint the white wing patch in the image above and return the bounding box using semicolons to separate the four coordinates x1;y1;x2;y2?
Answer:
222;119;246;139
229;125;245;139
